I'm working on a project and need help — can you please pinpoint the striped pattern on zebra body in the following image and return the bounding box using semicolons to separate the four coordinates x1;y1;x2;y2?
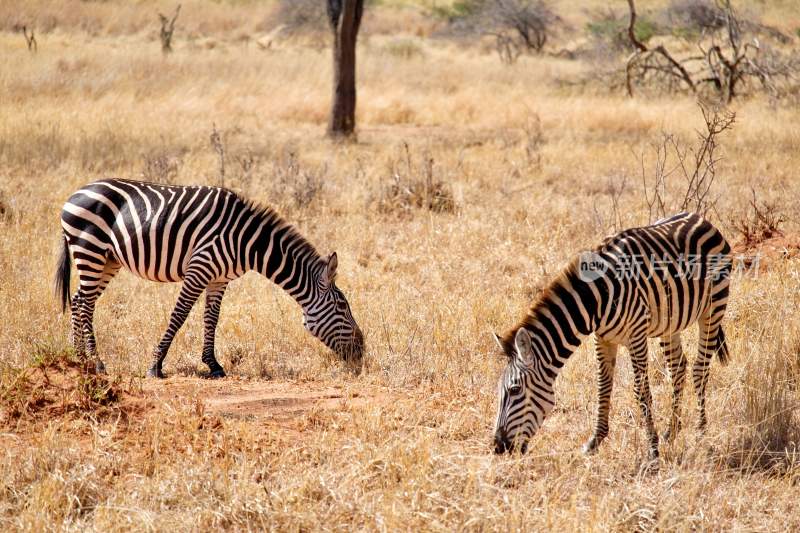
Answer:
493;212;731;459
55;179;364;378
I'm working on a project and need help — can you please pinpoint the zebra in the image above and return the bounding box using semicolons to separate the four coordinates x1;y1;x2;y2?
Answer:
493;212;731;459
54;179;364;378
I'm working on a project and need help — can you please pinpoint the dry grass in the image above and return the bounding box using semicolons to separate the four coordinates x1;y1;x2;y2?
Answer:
1;1;800;530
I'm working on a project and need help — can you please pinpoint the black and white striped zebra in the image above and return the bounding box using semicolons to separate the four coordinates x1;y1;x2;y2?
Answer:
493;212;731;459
55;179;364;378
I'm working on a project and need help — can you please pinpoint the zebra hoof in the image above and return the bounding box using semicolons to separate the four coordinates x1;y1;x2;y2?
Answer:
95;361;107;374
206;368;226;379
582;437;601;455
146;367;165;379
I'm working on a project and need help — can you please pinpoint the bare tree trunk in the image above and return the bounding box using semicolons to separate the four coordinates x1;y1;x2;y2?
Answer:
327;0;364;138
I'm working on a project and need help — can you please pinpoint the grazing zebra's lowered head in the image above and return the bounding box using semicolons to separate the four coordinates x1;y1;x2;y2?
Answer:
302;252;364;363
493;327;555;454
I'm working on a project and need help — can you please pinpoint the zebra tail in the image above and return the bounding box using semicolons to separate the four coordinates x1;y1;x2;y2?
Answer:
715;326;729;365
55;236;71;313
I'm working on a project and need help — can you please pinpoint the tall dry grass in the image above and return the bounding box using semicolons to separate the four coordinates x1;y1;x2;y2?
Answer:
1;0;799;530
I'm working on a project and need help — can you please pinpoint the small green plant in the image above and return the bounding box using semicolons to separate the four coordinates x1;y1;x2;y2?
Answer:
30;341;75;369
587;10;659;49
430;0;481;20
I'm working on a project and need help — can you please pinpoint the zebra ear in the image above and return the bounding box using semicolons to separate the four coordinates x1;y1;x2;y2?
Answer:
493;332;514;359
322;252;338;288
514;328;534;366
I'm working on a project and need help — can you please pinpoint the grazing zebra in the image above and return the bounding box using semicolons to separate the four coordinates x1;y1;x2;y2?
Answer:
493;212;731;459
55;179;364;378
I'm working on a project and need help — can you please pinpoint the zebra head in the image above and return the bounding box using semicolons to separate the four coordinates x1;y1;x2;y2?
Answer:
493;327;555;454
303;252;364;363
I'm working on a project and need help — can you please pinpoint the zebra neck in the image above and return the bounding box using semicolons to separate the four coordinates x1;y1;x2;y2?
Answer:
514;269;600;379
244;208;323;309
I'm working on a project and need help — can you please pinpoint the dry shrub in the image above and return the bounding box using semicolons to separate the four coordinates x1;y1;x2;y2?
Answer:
258;0;327;36
0;345;141;427
665;0;725;34
141;149;183;184
730;189;786;248
269;149;326;211
376;143;457;215
637;102;733;223
436;0;560;63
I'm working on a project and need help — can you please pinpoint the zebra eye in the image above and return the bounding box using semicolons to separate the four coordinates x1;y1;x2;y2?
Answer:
508;384;522;394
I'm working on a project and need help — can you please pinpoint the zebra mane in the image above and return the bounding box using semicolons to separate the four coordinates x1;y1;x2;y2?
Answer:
239;195;324;265
498;257;582;357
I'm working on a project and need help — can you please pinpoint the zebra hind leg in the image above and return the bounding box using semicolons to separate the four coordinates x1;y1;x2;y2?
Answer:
148;272;208;378
660;333;687;442
78;261;121;374
583;339;618;454
70;292;85;357
201;282;228;379
694;314;721;432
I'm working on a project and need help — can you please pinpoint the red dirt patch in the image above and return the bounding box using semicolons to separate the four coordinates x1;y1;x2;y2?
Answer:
1;354;397;445
0;356;149;428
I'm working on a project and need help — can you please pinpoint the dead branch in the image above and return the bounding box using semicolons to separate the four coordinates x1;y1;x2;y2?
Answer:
210;124;225;188
158;4;181;55
22;26;37;53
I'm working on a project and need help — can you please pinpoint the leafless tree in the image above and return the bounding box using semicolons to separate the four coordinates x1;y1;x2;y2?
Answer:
626;0;797;101
625;0;695;96
158;4;181;55
22;26;37;53
327;0;364;138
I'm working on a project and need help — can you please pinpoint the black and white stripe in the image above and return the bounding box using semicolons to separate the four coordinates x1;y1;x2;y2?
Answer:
493;212;731;458
55;179;364;378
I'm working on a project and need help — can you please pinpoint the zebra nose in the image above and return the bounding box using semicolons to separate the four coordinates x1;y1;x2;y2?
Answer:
353;328;364;354
494;429;510;454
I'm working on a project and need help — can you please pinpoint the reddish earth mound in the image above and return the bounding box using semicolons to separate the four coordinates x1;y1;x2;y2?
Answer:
732;234;800;272
0;354;148;427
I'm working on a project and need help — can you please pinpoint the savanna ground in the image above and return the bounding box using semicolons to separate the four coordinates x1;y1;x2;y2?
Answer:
1;0;800;530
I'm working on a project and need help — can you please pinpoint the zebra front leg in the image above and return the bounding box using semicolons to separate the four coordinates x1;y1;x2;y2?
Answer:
147;273;208;378
629;334;659;460
201;282;228;379
583;339;618;454
660;334;687;442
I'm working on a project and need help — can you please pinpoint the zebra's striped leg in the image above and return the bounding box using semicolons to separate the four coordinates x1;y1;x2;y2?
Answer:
660;333;687;442
201;282;228;379
80;261;121;374
583;339;618;455
693;315;719;432
147;273;209;378
628;334;659;460
70;291;85;357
